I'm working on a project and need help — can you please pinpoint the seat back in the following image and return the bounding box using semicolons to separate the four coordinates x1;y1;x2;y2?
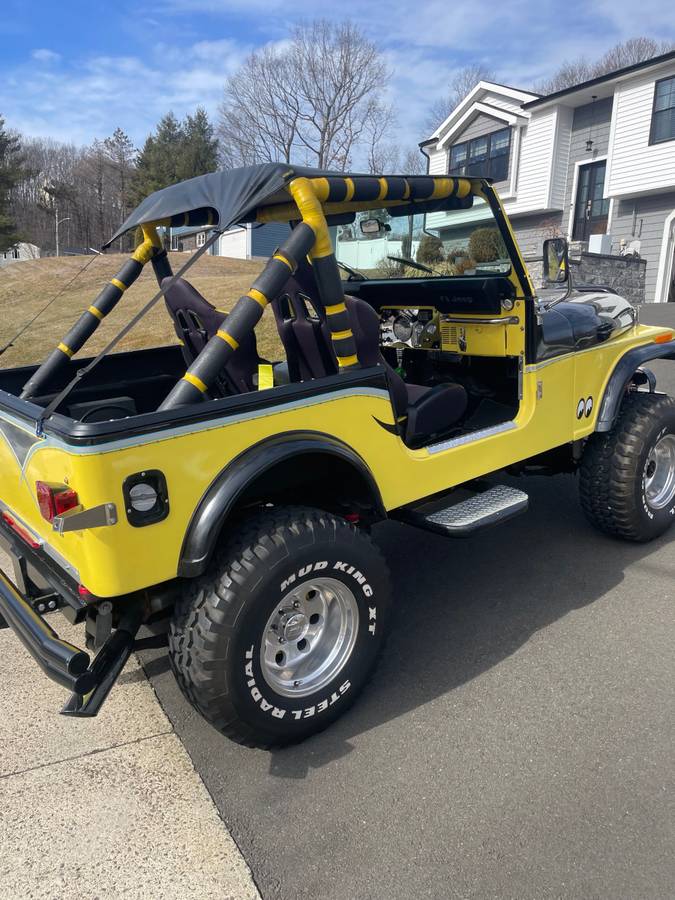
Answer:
271;259;338;382
162;276;259;394
342;295;408;417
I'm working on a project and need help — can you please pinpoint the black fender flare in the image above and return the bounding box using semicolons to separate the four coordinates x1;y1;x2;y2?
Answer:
596;338;675;432
178;432;385;577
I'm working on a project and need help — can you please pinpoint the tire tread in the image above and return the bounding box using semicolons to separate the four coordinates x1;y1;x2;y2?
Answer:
169;505;389;748
580;392;675;542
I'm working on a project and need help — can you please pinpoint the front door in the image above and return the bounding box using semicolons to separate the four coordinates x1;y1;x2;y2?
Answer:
572;161;610;243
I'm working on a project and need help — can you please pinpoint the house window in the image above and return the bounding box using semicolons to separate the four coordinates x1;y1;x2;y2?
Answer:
651;76;675;144
170;234;179;251
450;128;511;182
196;231;206;247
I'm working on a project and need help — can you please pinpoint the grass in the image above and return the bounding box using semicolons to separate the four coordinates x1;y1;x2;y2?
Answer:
0;253;286;369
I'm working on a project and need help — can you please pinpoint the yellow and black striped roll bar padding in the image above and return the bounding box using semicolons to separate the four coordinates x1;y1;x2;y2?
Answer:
288;178;359;369
256;176;474;226
158;222;316;409
20;225;164;400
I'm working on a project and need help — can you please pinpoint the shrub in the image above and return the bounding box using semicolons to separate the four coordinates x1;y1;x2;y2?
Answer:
468;227;507;263
416;233;445;265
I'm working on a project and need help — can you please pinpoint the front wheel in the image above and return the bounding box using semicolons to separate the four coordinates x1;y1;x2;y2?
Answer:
169;506;391;748
580;392;675;542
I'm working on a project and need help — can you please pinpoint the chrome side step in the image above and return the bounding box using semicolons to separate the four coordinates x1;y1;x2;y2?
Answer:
395;485;529;537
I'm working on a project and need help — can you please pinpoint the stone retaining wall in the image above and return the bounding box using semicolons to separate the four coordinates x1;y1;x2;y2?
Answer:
524;251;647;305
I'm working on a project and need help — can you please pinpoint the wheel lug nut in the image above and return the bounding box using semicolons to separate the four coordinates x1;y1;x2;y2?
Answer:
294;680;301;687
278;637;285;644
293;601;299;609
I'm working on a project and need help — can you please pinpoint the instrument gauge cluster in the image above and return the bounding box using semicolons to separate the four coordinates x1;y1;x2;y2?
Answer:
380;308;440;350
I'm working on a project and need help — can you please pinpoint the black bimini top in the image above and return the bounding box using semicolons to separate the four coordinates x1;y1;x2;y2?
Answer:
105;163;487;247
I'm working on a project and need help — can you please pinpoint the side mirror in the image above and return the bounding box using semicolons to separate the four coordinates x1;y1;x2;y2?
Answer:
543;237;569;284
360;218;385;236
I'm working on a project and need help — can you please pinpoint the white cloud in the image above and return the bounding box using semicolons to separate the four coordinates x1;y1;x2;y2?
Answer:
31;48;61;64
3;39;251;146
5;0;674;156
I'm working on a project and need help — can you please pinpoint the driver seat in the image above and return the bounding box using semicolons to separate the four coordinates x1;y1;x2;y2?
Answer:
343;295;468;445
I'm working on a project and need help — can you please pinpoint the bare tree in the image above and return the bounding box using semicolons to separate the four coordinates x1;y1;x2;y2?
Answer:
218;20;391;170
219;46;301;167
364;103;397;174
426;64;497;132
534;36;674;95
9;129;137;254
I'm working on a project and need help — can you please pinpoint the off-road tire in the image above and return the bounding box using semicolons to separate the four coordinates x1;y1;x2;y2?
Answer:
169;506;391;748
580;392;675;542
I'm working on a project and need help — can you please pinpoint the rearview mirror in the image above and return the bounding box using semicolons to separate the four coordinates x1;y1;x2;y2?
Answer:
543;237;569;284
360;218;385;235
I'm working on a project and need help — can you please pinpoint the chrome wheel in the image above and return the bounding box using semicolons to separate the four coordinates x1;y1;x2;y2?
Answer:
644;434;675;510
260;577;359;699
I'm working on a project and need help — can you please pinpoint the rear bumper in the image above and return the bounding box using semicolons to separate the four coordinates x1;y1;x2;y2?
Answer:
0;569;94;693
0;567;142;716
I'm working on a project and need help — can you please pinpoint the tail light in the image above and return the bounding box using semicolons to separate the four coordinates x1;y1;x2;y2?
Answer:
36;481;79;522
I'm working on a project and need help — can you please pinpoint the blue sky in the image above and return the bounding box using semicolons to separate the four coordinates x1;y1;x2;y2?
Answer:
1;0;673;155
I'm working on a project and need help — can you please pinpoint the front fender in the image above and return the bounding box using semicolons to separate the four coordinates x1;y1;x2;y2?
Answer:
178;432;384;577
596;338;675;432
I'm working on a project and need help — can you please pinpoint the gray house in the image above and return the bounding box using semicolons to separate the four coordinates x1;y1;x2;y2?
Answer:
421;51;675;302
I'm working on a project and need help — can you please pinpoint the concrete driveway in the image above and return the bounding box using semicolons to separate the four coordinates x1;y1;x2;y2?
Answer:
142;305;675;899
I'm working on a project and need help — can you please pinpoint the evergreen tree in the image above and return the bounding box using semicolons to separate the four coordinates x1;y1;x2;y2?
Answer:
179;107;218;181
0;115;26;251
132;109;218;204
132;112;184;203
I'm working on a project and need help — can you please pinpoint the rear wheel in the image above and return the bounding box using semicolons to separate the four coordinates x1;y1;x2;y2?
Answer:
580;392;675;542
169;506;391;748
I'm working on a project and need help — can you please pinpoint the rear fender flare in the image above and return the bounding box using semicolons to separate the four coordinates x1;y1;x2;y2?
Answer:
596;339;675;432
178;432;385;577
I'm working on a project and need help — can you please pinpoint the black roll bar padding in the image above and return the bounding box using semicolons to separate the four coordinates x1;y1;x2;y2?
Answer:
151;247;174;286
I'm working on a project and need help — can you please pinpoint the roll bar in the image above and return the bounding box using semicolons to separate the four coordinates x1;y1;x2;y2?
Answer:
21;225;169;400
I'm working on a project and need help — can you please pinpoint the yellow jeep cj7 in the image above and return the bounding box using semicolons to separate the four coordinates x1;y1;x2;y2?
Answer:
1;165;674;747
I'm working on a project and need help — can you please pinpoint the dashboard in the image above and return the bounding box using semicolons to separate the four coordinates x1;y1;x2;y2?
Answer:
380;307;441;350
378;305;520;357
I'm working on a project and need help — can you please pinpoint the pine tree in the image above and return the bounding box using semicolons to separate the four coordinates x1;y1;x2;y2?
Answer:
179;107;218;180
0;115;26;251
132;109;219;204
132;112;185;203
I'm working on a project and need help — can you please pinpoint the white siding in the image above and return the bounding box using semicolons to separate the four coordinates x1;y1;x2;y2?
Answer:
426;147;447;175
217;227;248;259
482;91;531;115
509;108;558;213
606;66;675;198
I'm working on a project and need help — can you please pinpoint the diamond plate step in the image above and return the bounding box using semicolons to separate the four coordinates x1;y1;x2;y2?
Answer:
396;485;528;537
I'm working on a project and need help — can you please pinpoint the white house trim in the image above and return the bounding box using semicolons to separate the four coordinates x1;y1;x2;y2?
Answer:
428;81;537;141
438;102;525;150
654;208;675;303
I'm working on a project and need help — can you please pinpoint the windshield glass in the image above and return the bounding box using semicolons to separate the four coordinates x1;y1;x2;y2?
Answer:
335;207;512;279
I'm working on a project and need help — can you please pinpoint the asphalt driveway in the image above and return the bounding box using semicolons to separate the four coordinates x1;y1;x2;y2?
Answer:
144;304;674;899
